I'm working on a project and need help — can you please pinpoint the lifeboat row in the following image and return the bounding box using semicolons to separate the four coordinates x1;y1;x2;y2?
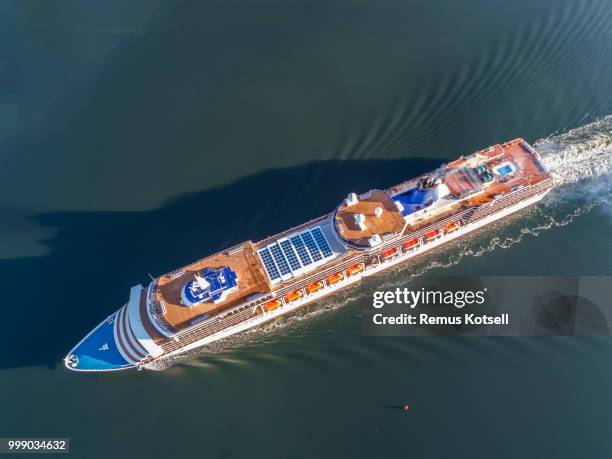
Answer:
254;263;367;315
380;221;462;260
255;222;462;316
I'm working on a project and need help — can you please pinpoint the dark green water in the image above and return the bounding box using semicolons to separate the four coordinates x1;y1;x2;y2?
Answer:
1;0;612;457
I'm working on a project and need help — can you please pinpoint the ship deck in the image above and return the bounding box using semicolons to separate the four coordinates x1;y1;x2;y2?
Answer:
397;138;551;232
148;139;550;334
334;190;406;247
155;242;271;329
461;139;549;206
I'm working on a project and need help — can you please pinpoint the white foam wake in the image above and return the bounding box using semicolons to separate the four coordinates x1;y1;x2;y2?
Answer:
537;115;612;185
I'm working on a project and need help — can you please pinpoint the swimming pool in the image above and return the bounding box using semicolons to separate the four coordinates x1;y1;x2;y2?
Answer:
495;163;515;176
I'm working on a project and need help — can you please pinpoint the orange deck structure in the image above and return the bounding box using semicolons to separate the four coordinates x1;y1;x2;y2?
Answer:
461;140;548;206
334;190;406;247
154;242;271;329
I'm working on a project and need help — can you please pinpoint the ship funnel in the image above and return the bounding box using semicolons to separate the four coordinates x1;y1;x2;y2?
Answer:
346;192;358;206
374;207;383;218
369;234;382;247
354;213;367;230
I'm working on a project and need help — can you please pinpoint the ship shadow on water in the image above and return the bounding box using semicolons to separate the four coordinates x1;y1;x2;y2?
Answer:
0;157;444;371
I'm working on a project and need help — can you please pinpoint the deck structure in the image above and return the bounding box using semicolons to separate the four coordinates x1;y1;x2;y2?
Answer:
155;242;271;329
334;190;406;247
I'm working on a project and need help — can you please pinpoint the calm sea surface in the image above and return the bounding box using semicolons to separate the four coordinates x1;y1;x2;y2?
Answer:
1;1;612;457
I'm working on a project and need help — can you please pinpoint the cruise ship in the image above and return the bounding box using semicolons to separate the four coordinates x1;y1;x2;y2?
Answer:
65;139;553;371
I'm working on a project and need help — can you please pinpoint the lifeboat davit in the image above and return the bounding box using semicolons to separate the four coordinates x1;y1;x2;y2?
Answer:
403;238;420;250
285;290;303;303
424;229;441;241
326;272;344;285
381;247;398;260
306;281;324;294
444;221;460;234
346;263;365;277
263;299;282;312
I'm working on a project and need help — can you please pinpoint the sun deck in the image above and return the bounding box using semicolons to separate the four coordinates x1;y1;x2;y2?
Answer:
334;190;406;247
388;138;551;231
154;242;271;329
458;139;550;206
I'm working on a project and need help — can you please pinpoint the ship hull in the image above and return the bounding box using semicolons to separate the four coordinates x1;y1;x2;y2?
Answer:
150;187;552;367
65;138;554;372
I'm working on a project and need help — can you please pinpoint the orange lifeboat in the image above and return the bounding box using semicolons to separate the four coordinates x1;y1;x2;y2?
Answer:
285;290;304;303
263;299;282;312
381;247;398;260
306;281;324;294
346;263;365;277
444;222;460;234
403;238;420;250
424;229;441;241
326;272;344;285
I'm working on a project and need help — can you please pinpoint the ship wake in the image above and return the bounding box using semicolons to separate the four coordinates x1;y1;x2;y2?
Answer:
537;115;612;186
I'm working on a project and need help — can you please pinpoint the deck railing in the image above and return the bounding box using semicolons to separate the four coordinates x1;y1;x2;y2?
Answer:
145;281;177;338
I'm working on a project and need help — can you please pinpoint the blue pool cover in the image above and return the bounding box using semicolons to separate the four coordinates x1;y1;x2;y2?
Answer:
393;187;435;216
183;266;238;305
497;164;514;176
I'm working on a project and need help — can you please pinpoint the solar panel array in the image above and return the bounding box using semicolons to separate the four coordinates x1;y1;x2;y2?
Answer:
289;235;312;266
258;248;281;281
270;244;291;276
301;232;322;262
311;227;334;258
280;240;301;271
258;226;335;283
